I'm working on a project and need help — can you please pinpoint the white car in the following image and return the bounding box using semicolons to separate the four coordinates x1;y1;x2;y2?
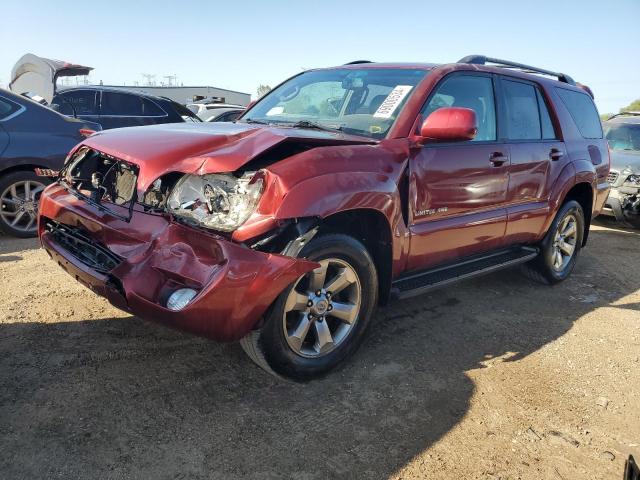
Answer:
186;103;245;122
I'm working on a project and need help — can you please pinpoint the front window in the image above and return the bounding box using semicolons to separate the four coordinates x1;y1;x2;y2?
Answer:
241;68;428;139
604;123;640;151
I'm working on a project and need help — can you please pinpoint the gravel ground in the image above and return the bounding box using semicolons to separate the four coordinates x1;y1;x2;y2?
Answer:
0;218;638;479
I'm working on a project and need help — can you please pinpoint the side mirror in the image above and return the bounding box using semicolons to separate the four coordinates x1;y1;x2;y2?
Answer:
244;100;257;111
420;107;477;142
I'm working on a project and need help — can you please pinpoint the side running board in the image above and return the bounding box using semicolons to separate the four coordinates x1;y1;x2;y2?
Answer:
392;246;539;300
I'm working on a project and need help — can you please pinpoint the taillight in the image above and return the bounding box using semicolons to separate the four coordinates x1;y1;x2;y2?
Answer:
79;128;96;138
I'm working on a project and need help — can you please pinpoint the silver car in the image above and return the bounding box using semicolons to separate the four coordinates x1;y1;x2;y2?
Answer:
601;112;640;228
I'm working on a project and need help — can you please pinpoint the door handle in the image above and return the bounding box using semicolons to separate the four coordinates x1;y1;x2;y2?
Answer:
489;152;508;167
550;148;564;161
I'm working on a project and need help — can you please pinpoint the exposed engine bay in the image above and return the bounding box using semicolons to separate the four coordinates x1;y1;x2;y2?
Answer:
60;148;139;221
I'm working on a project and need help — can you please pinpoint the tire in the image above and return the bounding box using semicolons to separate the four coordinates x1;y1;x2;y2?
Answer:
240;233;378;381
0;171;49;238
521;200;585;285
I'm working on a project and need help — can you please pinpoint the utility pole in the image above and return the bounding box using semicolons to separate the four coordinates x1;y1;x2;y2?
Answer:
141;73;156;86
163;74;177;87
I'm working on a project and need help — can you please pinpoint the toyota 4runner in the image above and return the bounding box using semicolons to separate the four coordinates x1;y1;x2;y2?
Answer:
38;56;610;380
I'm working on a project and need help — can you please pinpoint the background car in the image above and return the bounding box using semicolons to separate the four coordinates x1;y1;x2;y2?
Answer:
206;107;244;122
186;102;245;121
601;112;640;228
0;88;100;237
51;87;201;129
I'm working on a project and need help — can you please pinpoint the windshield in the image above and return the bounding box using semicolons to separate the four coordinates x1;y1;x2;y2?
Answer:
604;122;640;151
241;68;428;139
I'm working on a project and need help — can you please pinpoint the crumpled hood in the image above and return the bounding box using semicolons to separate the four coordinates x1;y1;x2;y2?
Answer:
80;122;375;192
610;150;640;174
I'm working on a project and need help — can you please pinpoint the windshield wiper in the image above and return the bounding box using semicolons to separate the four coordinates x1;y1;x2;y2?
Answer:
291;120;343;132
243;118;269;125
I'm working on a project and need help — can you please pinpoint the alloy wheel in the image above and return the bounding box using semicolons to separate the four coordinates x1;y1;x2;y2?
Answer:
282;258;362;358
0;180;46;234
551;213;578;271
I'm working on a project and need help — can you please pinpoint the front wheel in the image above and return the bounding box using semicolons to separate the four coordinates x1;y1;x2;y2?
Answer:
521;200;584;284
0;171;48;238
240;233;378;381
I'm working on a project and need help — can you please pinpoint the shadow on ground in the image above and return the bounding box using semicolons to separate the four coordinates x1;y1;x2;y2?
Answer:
0;227;637;479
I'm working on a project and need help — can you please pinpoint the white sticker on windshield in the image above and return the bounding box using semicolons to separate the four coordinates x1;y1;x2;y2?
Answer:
266;106;284;116
373;85;413;119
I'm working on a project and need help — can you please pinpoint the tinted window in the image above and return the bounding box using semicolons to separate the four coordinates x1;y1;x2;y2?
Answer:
537;89;556;139
0;97;21;120
55;91;98;115
226;111;242;121
422;75;497;141
142;98;165;116
604;123;640;151
503;80;541;140
101;92;144;116
555;88;602;139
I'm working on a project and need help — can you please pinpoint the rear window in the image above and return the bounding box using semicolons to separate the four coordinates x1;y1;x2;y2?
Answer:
141;98;165;116
555;88;602;139
0;96;21;120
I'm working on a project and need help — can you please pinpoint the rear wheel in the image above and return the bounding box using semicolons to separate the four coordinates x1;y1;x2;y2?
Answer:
0;171;48;238
521;200;584;284
240;234;378;381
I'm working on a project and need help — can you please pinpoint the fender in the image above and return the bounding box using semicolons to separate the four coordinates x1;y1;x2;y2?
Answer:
540;161;577;236
232;140;411;276
0;157;62;175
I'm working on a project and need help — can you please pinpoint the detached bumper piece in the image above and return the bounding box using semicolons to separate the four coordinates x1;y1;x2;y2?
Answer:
39;184;318;341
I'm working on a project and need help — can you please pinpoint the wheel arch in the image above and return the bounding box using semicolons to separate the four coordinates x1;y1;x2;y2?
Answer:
316;208;394;305
562;182;594;246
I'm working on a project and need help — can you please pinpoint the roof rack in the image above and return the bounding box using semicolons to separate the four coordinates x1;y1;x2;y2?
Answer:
344;60;373;65
607;111;640;120
457;55;575;85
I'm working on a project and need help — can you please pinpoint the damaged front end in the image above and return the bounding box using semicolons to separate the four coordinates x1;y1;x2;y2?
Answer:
606;171;640;229
39;145;321;341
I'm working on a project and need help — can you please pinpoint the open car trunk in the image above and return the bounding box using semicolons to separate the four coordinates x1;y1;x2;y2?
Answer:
9;53;93;104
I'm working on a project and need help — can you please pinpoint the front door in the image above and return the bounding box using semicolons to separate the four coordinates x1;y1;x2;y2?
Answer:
407;73;509;272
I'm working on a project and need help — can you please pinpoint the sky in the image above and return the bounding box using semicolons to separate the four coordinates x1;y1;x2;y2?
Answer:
1;0;638;114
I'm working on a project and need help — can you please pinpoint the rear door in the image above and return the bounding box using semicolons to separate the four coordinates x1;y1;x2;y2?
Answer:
407;72;509;271
498;77;568;245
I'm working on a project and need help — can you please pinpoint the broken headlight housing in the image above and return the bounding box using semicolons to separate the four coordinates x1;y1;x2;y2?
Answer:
167;172;263;232
624;174;640;185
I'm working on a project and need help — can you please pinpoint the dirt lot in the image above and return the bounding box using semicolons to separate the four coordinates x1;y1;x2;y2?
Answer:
0;218;638;480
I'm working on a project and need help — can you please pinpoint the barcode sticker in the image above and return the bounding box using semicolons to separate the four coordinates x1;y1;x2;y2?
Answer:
373;85;413;119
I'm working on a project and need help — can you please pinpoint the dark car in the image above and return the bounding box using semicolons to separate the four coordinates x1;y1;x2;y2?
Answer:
0;88;100;237
51;87;200;130
206;107;245;123
600;112;640;228
39;56;609;380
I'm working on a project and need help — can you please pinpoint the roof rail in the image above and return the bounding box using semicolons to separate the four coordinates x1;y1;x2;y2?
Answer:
607;111;640;120
457;55;575;85
344;60;372;65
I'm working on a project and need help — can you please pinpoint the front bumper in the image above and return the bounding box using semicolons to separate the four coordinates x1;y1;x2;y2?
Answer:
39;184;318;342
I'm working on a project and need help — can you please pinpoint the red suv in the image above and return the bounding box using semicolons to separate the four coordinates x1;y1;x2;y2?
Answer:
38;56;610;380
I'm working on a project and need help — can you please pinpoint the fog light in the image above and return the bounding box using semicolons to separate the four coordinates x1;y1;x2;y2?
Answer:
166;288;197;311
